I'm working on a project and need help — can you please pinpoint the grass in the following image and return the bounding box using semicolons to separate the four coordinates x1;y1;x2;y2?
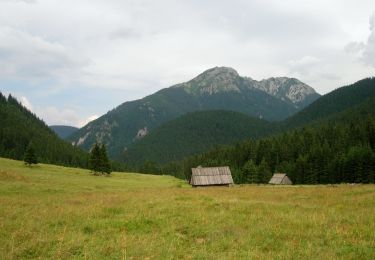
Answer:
0;157;374;259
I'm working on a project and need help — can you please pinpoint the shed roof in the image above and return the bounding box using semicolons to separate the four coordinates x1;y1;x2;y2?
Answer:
190;166;233;186
269;173;292;185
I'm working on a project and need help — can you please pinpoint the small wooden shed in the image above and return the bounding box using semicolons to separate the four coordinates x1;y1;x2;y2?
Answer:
269;173;293;185
190;166;234;187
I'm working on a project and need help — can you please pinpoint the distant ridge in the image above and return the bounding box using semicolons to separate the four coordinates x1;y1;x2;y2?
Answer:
50;125;79;139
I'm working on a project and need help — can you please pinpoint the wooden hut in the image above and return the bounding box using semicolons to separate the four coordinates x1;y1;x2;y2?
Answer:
190;166;234;187
268;173;293;185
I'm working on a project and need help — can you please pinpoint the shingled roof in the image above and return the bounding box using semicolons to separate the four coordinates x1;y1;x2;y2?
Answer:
190;166;234;187
269;173;293;185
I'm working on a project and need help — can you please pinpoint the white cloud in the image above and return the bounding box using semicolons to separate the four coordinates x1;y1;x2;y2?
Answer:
19;96;33;111
36;106;99;127
78;115;99;128
345;12;375;67
0;26;89;83
0;0;36;3
13;94;97;127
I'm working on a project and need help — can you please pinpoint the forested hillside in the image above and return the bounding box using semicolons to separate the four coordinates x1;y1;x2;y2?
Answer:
123;110;278;166
159;97;375;183
0;93;88;168
124;77;375;170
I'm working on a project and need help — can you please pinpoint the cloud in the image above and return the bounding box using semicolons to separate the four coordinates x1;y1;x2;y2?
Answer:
79;115;99;128
362;13;375;66
345;12;375;67
0;26;89;83
36;106;95;127
13;94;97;127
110;27;142;40
0;0;36;3
19;96;33;111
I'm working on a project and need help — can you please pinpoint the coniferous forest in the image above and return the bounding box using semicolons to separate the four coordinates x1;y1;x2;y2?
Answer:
159;97;375;184
0;92;89;168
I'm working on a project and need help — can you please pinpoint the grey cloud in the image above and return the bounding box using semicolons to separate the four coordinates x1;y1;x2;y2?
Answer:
0;26;90;82
110;27;142;40
362;13;375;66
346;12;375;67
0;0;36;3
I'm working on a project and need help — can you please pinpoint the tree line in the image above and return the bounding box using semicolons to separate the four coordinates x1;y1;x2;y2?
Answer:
146;114;375;184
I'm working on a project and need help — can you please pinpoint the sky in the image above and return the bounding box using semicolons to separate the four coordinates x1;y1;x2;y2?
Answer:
0;0;374;127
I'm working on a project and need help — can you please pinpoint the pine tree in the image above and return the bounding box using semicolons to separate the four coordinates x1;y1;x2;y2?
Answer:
89;143;101;175
24;143;37;166
99;144;111;175
242;160;257;183
257;159;272;183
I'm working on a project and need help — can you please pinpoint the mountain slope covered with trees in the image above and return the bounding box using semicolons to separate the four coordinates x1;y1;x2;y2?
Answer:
160;95;375;183
123;110;278;166
0;93;88;168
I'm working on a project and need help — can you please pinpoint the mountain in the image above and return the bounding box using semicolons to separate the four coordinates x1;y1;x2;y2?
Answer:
123;110;277;166
283;77;375;128
0;93;88;168
125;78;375;168
50;125;79;139
69;66;319;158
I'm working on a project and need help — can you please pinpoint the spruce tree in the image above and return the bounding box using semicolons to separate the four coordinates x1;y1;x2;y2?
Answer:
242;160;257;183
99;144;111;175
257;159;272;183
89;143;101;174
24;143;37;166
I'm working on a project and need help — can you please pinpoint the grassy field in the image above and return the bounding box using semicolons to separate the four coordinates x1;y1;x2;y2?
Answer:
0;157;374;259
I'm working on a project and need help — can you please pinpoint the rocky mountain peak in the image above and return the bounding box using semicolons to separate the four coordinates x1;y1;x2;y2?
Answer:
182;67;241;95
250;77;318;105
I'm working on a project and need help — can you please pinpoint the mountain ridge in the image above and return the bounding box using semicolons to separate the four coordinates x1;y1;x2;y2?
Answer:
68;66;319;158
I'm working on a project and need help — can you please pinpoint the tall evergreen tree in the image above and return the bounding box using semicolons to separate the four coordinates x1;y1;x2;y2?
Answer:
24;143;38;166
242;160;257;183
89;143;101;174
257;159;272;183
99;144;111;175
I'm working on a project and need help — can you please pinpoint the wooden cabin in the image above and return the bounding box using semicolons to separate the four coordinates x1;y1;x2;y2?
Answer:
269;173;293;185
190;166;234;187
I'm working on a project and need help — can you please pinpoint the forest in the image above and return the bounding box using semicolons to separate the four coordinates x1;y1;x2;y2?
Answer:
152;97;375;184
0;92;89;168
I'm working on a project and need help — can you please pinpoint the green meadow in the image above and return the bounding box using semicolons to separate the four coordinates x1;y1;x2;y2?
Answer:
0;157;374;259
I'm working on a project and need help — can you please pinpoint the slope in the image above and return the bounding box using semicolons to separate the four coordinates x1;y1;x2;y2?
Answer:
50;125;79;139
0;93;88;168
123;110;277;166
